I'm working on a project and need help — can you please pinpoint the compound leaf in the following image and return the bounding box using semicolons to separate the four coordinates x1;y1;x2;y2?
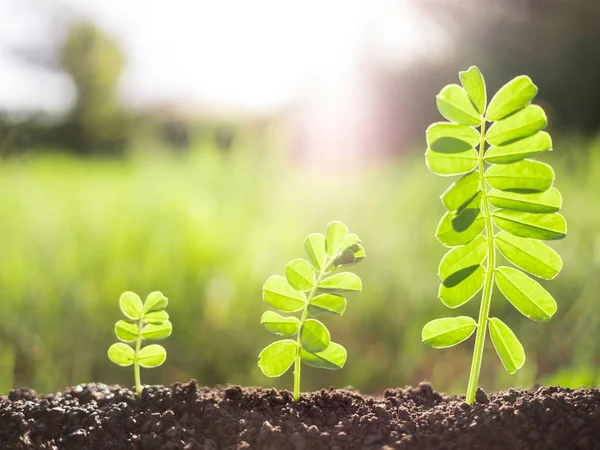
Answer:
440;170;480;212
143;310;169;325
308;293;346;316
436;84;480;125
300;341;347;370
493;210;567;241
489;317;526;374
120;291;144;321
304;233;327;271
258;339;297;377
141;320;173;340
495;266;557;321
485;159;554;193
260;311;300;336
318;272;362;293
143;291;168;313
300;319;331;353
262;276;306;312
422;316;477;348
436;195;484;247
115;320;140;343
495;232;562;279
488;187;561;213
425;147;478;176
485;105;547;145
439;265;485;308
108;343;135;367
459;66;486;114
285;259;315;291
486;75;538;121
484;131;551;164
137;344;167;368
438;235;488;283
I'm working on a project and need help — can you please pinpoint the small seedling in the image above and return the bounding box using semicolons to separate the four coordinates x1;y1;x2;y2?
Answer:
258;221;365;402
422;66;566;405
108;291;172;395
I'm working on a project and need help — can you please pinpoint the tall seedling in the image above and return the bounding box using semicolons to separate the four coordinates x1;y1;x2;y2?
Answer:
421;67;566;404
258;221;365;402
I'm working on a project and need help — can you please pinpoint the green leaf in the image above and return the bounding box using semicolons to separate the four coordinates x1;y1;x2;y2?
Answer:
485;160;554;193
485;105;547;146
341;233;360;252
425;147;478;176
493;210;567;241
459;66;486;115
421;316;477;348
143;310;169;325
426;122;480;153
331;245;365;268
495;232;562;279
438;235;488;284
439;265;485;308
308;293;346;316
285;259;315;291
115;320;140;342
486;75;538;121
440;170;480;212
143;291;168;313
300;319;331;353
435;195;484;247
262;276;306;312
304;233;327;271
137;344;167;368
108;343;135;367
495;266;557;321
141;320;172;340
260;311;300;336
326;221;348;256
119;291;143;321
300;341;347;370
318;272;362;292
484;131;551;164
436;84;481;125
489;317;526;374
488;187;561;213
258;339;297;377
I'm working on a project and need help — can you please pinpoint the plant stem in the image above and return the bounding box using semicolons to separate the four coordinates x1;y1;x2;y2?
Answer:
293;260;328;402
465;118;496;405
134;319;144;395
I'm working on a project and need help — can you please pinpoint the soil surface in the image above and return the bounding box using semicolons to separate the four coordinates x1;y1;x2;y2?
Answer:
0;381;599;449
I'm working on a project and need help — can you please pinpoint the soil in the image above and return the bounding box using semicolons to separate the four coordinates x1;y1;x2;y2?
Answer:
0;381;599;450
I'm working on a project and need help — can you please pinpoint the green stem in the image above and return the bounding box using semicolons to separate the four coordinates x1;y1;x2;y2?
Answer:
465;118;496;405
293;259;329;402
134;318;144;395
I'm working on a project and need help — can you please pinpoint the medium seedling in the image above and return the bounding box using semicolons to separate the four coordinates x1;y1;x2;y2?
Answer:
258;221;365;402
108;291;172;394
421;66;566;405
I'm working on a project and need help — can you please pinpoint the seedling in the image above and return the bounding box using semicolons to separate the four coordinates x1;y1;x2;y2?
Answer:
108;291;172;395
421;67;566;405
258;221;365;402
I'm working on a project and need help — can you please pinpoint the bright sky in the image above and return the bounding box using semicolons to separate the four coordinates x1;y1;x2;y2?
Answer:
0;0;447;115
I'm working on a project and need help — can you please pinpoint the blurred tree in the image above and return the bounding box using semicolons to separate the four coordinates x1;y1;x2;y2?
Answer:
56;21;129;155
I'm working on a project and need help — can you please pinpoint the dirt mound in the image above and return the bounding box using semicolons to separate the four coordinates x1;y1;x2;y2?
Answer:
1;381;599;449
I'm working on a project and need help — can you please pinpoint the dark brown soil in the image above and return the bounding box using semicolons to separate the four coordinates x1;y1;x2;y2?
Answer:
1;381;599;449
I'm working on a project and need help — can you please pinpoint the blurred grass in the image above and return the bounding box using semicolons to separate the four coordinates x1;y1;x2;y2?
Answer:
0;136;599;395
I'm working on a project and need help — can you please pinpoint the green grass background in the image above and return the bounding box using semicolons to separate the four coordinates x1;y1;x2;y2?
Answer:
0;136;598;396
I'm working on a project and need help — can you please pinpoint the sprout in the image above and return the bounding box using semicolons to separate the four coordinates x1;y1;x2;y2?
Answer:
108;291;172;395
422;67;566;405
258;221;365;402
